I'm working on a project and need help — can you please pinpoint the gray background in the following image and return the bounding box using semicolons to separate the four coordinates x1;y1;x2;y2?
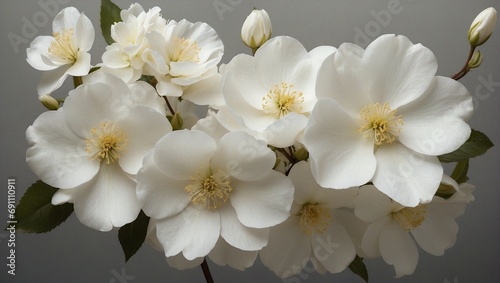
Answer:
1;0;499;282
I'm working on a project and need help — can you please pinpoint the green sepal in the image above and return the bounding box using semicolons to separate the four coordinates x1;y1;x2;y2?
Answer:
100;0;122;45
451;159;469;184
118;210;150;262
10;180;73;233
438;129;493;163
348;255;369;283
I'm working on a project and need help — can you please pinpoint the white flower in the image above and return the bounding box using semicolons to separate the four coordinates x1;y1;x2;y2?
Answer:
26;7;94;95
468;7;497;46
354;184;474;277
304;34;473;206
260;161;364;278
25;73;172;231
218;36;336;148
100;3;167;83
136;130;294;260
241;9;272;50
143;19;224;98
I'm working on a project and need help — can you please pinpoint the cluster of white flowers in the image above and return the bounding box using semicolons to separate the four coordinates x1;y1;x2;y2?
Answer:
24;3;496;280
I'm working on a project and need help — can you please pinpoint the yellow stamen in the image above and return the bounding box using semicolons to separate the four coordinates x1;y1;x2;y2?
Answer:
359;102;403;145
85;122;128;164
298;202;331;235
170;36;200;62
185;168;232;210
48;29;78;63
262;82;304;119
392;204;427;231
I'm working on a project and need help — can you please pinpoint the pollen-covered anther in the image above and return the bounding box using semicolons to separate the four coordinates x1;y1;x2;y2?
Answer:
85;122;128;164
392;204;427;231
262;82;304;119
298;202;331;235
185;168;232;210
170;36;201;63
359;102;404;145
48;28;78;62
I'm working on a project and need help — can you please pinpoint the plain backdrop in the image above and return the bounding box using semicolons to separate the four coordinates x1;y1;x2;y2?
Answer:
0;0;499;282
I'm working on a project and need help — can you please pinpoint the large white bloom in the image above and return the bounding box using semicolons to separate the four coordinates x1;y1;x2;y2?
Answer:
26;7;94;95
101;3;167;83
304;34;473;206
260;161;365;278
218;36;335;148
354;183;474;277
136;130;294;260
143;19;224;101
26;72;171;231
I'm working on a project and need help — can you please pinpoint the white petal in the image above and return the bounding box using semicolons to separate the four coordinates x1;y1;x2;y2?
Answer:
361;34;438;109
152;130;216;180
311;221;356;274
26;36;58;71
230;171;293;228
137;153;191;219
62;164;141;231
102;49;131;68
117;106;171;175
398;76;473;155
208;238;258;271
332;210;369;256
26;110;99;189
156;79;183;97
372;143;443;207
259;216;312;278
354;185;393;223
264;113;309;148
379;220;419;278
52;7;80;32
182;73;224;107
37;66;70;95
66;51;91;76
361;218;390;258
156;207;220;260
74;13;95;51
219;204;269;251
304;98;376;188
411;210;458;256
210;132;275;181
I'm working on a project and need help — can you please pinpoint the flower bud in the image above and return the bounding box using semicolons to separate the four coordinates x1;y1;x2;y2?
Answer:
468;7;497;46
241;9;272;51
39;94;60;110
468;50;483;70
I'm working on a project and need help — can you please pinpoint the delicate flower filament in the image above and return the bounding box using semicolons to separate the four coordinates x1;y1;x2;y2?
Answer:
185;168;232;210
48;29;78;63
85;122;128;164
170;36;200;63
359;102;403;145
298;202;331;235
392;204;427;231
262;82;304;119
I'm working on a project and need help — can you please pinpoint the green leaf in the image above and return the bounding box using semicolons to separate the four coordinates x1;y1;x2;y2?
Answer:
118;210;150;262
438;129;494;163
348;255;369;283
451;159;469;184
100;0;122;45
12;180;73;233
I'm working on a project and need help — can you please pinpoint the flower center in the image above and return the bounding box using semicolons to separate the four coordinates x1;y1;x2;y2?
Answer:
85;122;128;164
170;36;200;62
185;168;232;210
359;102;403;145
48;29;78;63
298;202;331;235
392;204;427;231
262;82;304;119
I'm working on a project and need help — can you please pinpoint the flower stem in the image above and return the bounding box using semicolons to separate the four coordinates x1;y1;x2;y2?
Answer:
201;258;214;283
452;46;476;80
163;96;176;115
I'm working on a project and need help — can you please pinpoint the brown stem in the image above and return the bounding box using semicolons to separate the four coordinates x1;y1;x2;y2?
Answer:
201;258;214;283
452;46;476;80
163;96;176;115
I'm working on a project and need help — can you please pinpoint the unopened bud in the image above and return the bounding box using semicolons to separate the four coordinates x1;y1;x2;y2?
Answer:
39;95;60;110
293;148;309;161
241;9;272;52
168;112;184;131
468;7;497;46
